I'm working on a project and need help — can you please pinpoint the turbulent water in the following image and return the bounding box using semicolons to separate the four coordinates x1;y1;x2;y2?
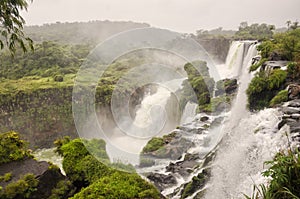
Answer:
204;41;289;198
106;78;186;165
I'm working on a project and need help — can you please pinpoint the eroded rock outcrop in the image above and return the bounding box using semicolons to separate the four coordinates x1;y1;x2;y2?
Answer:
278;99;300;148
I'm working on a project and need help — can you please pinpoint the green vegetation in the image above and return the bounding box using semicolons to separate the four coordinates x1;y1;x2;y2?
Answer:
263;150;300;198
0;173;39;199
142;137;164;153
54;137;160;198
71;172;160;199
245;150;300;199
181;169;209;199
0;0;33;53
142;132;177;154
247;70;287;110
235;22;275;40
199;95;231;113
0;173;12;182
0;41;90;80
269;90;288;107
24;21;149;45
257;28;300;61
247;27;300;110
181;61;214;112
0;131;32;165
249;58;268;72
48;180;76;199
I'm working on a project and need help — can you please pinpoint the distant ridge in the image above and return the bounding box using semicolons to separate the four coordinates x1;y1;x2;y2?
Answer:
24;20;150;44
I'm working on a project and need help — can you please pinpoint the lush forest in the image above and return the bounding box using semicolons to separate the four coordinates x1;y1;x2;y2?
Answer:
247;27;300;110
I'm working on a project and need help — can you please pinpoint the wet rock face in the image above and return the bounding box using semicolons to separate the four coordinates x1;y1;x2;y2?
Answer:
215;78;238;96
279;99;300;147
147;173;177;191
0;158;69;199
142;131;194;160
288;84;300;100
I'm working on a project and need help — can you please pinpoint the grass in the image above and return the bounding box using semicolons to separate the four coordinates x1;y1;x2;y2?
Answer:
0;74;76;95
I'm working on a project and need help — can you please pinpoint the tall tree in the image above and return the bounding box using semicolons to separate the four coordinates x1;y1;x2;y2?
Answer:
286;20;292;30
0;0;33;54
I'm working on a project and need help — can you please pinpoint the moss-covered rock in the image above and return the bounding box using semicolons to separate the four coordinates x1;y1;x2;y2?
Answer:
180;169;210;199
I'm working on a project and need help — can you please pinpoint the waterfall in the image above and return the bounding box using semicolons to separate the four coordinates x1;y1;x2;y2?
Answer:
216;41;247;80
180;102;197;124
133;86;171;128
204;41;288;198
106;78;187;165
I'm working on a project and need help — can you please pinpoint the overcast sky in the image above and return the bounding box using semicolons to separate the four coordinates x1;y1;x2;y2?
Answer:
22;0;300;33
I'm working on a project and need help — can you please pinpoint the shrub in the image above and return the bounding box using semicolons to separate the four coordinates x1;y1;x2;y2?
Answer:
0;131;32;165
262;150;300;198
287;62;300;81
247;70;287;110
70;172;160;199
0;173;39;199
246;150;300;199
249;58;268;72
269;90;288;107
48;180;76;199
0;173;12;182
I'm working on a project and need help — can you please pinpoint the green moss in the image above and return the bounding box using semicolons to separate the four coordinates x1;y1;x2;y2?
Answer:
70;172;160;199
142;137;164;153
269;90;288;107
0;131;32;165
249;58;268;72
139;157;155;167
48;180;75;199
55;137;160;198
180;61;214;113
247;70;287;110
142;132;178;154
198;95;230;113
0;173;12;182
0;173;39;199
181;169;209;199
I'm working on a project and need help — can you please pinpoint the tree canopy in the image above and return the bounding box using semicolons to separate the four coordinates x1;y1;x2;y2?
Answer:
235;22;275;40
0;0;33;53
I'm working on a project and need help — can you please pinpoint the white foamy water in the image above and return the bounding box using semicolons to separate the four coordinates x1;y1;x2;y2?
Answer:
134;86;171;128
33;148;65;175
204;41;289;198
106;78;189;165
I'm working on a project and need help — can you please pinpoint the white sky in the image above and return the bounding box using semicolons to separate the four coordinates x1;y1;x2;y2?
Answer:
22;0;300;33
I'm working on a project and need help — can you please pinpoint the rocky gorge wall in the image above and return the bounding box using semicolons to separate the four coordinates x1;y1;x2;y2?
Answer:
0;84;152;148
195;37;231;63
0;87;76;148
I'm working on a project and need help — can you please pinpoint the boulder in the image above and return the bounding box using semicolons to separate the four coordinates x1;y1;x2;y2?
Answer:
147;173;177;191
215;78;238;96
287;99;300;107
0;158;68;199
281;106;300;115
200;116;209;122
288;84;300;100
166;153;199;177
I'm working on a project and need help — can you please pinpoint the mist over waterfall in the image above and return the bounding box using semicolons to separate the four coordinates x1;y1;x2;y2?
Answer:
106;78;185;165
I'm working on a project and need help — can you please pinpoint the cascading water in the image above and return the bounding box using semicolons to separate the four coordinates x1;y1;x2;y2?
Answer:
180;102;198;124
106;78;186;165
136;41;289;198
203;41;289;198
